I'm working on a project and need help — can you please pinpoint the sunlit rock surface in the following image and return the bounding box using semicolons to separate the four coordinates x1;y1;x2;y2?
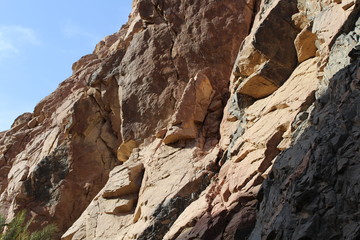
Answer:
0;0;359;239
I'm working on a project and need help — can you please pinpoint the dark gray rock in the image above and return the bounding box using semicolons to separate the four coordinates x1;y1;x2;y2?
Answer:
250;14;360;239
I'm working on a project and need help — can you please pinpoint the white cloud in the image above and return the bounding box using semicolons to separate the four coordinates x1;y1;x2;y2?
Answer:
61;20;95;40
0;25;40;58
10;26;39;45
0;32;18;53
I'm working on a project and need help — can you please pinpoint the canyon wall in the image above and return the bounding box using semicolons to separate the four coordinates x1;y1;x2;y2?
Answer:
0;0;359;239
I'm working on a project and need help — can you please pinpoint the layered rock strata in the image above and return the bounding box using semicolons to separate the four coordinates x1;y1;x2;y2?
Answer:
0;0;359;239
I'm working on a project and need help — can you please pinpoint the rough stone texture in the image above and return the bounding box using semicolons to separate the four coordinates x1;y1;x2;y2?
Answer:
295;26;317;63
62;161;144;240
1;0;360;239
0;45;122;236
232;0;300;99
60;0;257;238
164;57;319;240
1;0;256;238
250;9;360;240
163;72;214;144
0;4;142;236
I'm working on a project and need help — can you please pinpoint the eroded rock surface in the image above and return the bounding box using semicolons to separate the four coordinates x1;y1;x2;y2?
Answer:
1;0;360;239
250;7;360;240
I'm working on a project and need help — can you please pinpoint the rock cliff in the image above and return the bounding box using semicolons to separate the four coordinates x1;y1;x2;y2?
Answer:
0;0;359;239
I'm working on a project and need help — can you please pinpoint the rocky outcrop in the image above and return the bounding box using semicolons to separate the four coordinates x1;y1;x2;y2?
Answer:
233;0;299;99
250;4;360;239
1;0;256;237
61;0;258;238
62;161;144;239
1;0;360;239
163;72;214;144
163;56;320;239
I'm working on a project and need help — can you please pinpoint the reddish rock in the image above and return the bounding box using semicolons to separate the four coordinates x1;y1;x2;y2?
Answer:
1;0;360;240
233;0;300;99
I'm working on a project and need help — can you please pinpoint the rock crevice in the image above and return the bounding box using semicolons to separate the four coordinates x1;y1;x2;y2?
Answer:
1;0;359;239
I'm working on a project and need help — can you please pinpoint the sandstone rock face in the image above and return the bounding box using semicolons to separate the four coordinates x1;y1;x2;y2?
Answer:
1;0;360;239
250;7;360;240
163;72;214;145
233;0;300;99
1;0;255;237
60;0;257;238
295;27;317;63
0;49;122;236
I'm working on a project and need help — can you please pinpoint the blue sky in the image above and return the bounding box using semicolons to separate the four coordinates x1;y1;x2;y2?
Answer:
0;0;133;131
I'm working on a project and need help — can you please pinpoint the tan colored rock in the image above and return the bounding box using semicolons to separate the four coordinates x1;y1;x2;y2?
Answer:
167;58;320;239
233;43;267;78
117;140;137;162
117;0;256;145
237;62;280;99
71;54;98;73
103;196;137;214
11;112;32;129
312;4;354;52
233;0;300;99
250;15;360;238
155;128;167;139
102;162;144;199
35;113;45;124
1;0;255;238
292;12;311;29
0;37;122;237
3;0;357;239
62;160;143;239
295;27;317;63
27;118;37;128
163;125;197;145
62;139;220;239
163;72;214;144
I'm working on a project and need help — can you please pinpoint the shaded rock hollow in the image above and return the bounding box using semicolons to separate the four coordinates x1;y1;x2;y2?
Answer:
0;0;359;239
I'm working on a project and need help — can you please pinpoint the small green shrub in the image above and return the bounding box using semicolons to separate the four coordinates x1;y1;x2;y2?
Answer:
0;211;57;240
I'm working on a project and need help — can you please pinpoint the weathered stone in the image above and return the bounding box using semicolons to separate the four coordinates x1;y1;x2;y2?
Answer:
11;112;32;129
0;25;123;236
27;118;37;128
163;72;214;144
312;3;355;52
233;0;300;99
166;56;320;239
102;162;144;199
103;196;137;214
71;54;98;73
250;9;360;239
117;140;137;162
30;0;256;238
237;61;283;99
295;26;317;63
2;1;360;240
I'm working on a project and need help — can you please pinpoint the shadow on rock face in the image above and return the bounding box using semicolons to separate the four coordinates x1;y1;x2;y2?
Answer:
24;145;69;203
250;54;360;239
